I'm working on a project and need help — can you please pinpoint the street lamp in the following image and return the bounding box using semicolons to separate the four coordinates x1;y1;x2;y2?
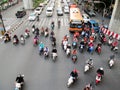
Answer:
0;9;6;35
94;1;106;18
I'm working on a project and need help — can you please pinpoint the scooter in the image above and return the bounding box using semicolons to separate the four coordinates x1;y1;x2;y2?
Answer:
33;38;38;46
108;59;114;69
13;38;19;45
95;74;102;85
51;52;57;62
108;39;113;46
84;64;91;73
20;37;25;45
66;48;71;56
72;55;77;63
15;75;24;90
25;32;30;39
67;76;74;87
79;44;84;53
44;31;49;37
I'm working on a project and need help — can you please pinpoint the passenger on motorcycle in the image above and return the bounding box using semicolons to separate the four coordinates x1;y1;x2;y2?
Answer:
16;74;24;85
39;42;44;51
32;25;35;33
70;69;78;81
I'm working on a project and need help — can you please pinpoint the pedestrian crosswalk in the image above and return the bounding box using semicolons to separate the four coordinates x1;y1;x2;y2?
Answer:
23;18;69;28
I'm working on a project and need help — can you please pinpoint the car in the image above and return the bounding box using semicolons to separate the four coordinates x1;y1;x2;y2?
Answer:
15;10;26;18
28;13;37;21
57;8;63;16
46;7;53;17
84;9;96;17
34;7;42;15
64;6;69;14
82;14;90;23
88;20;100;32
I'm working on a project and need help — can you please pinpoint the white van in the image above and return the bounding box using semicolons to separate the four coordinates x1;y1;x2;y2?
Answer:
46;7;53;17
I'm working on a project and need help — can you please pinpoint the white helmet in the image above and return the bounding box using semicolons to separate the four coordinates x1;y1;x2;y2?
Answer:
100;67;103;70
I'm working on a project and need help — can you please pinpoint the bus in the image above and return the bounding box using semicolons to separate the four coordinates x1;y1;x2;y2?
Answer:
69;4;83;32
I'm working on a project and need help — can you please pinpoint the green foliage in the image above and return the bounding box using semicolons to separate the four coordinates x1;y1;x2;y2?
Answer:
33;0;44;8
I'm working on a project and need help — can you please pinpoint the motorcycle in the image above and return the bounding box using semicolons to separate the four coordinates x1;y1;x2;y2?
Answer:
72;55;77;63
44;31;49;37
108;39;113;46
108;59;114;69
67;76;74;87
39;47;44;55
84;63;92;73
79;44;84;53
51;52;57;62
88;46;94;54
20;37;25;45
4;36;11;43
95;46;101;54
52;41;56;47
95;74;102;85
44;51;49;58
66;48;71;56
32;28;35;34
25;32;30;39
15;75;24;90
13;38;19;45
33;38;38;46
72;41;77;48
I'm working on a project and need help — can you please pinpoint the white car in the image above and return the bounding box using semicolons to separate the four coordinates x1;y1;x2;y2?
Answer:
46;7;53;17
28;13;37;21
57;8;63;16
82;14;90;23
64;6;69;14
34;7;42;15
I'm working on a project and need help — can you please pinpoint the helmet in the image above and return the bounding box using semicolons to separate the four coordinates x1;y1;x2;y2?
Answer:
73;68;77;73
17;74;21;77
100;67;103;70
89;58;92;61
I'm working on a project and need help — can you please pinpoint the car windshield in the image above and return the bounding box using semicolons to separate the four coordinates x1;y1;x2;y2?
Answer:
47;10;52;12
30;13;35;16
36;9;40;11
93;23;99;27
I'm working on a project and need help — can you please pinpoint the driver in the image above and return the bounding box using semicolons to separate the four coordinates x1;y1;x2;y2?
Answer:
16;74;24;84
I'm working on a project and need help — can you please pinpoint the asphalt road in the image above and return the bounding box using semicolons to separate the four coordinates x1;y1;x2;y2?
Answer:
0;0;120;90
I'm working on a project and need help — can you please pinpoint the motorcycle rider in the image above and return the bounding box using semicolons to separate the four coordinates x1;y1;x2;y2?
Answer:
13;35;19;44
32;25;35;34
111;40;118;50
51;21;55;30
97;67;104;77
34;35;38;45
51;36;56;46
25;28;30;38
35;27;39;36
108;35;113;45
95;42;102;53
84;83;92;90
4;33;11;42
15;74;24;85
20;35;25;43
39;42;44;53
44;46;49;56
70;69;78;81
41;27;44;35
86;58;93;67
44;27;49;37
58;20;61;28
51;48;57;58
